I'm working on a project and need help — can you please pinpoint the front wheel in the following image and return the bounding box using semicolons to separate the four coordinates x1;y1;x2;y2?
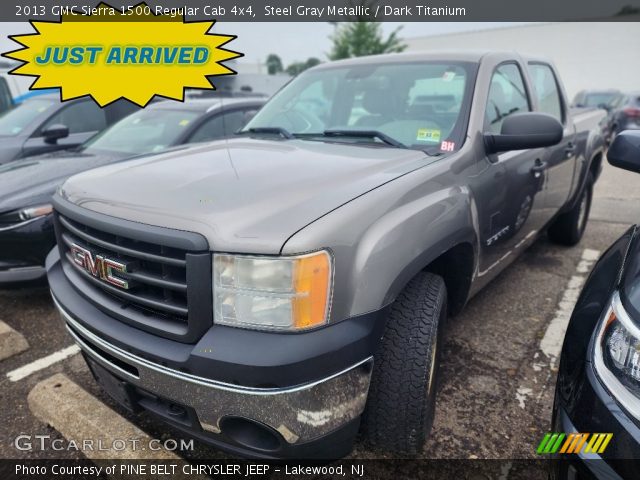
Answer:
548;173;593;246
361;272;446;456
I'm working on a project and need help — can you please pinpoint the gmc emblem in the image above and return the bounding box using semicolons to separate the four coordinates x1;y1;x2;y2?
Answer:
70;243;129;290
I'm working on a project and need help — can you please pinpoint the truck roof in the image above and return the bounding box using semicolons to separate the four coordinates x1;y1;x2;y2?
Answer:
312;50;552;69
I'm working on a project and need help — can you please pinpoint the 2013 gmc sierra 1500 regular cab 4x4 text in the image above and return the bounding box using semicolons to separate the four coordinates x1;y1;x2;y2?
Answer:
46;51;606;458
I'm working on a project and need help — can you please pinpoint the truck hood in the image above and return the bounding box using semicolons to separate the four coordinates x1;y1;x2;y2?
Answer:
60;138;430;253
0;149;128;213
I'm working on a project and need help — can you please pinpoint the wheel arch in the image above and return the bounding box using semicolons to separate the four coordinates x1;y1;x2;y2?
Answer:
380;234;477;318
424;242;475;316
589;150;603;182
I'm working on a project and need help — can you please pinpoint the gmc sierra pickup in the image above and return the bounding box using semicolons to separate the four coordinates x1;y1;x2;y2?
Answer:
47;51;606;458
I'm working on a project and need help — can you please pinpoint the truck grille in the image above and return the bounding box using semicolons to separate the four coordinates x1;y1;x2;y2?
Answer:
59;214;189;321
53;198;212;342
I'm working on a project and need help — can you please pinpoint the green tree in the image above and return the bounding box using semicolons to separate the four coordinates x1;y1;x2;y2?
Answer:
285;57;322;76
265;53;283;75
305;57;321;69
328;22;406;60
616;5;640;15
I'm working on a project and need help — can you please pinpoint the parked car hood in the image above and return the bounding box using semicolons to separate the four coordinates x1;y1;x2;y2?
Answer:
0;136;27;165
0;149;128;213
59;138;432;253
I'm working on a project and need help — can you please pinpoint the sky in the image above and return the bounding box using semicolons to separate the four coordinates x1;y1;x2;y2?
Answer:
0;22;532;66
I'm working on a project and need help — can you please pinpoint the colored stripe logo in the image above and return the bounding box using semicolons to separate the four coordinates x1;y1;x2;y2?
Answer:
537;433;613;454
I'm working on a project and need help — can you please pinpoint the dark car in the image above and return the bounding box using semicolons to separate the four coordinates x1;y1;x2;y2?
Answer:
604;92;640;144
572;89;623;112
0;94;139;165
552;130;640;479
0;97;265;284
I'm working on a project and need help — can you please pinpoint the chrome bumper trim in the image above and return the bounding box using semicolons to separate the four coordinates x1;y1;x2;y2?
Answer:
53;294;373;444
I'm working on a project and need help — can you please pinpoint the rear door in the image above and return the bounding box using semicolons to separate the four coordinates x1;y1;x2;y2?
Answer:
527;62;577;214
476;62;549;277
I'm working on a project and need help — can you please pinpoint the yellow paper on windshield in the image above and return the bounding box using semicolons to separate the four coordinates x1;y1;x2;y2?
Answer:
416;128;441;143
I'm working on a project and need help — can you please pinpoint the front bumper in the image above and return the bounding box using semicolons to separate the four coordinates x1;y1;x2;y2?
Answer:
0;214;54;284
47;250;384;458
552;361;640;479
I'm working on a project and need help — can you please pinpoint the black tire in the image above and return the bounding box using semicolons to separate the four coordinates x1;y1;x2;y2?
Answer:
548;173;593;246
362;271;446;456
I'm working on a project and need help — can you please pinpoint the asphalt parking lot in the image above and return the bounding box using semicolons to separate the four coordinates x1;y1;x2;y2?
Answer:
1;159;639;464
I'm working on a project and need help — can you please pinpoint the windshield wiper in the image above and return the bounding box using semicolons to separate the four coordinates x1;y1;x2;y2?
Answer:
322;129;406;149
242;127;294;139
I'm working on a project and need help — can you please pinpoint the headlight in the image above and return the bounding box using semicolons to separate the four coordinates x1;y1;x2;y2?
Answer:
593;291;640;419
18;204;53;221
0;204;53;227
213;250;333;331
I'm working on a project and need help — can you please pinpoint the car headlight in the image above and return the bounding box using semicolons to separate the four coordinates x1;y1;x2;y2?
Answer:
593;291;640;419
213;250;333;331
0;204;53;226
18;204;53;221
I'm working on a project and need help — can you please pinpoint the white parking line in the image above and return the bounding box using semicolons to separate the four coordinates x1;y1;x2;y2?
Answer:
539;248;601;368
6;344;80;382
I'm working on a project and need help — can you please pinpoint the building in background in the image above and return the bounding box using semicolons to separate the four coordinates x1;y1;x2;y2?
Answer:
404;23;640;98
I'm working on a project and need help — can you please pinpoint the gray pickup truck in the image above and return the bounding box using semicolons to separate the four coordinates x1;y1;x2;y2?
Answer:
46;51;605;458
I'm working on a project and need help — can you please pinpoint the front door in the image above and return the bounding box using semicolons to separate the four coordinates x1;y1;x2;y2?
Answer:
475;62;549;280
22;99;107;157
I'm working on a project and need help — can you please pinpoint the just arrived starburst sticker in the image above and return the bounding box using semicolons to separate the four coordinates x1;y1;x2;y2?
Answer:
2;2;242;107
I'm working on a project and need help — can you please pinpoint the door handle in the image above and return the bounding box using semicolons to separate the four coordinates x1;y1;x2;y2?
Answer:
530;159;547;177
564;142;576;157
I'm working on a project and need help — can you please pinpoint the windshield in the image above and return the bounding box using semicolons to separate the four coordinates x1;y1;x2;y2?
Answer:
0;98;55;136
243;61;475;151
84;109;201;155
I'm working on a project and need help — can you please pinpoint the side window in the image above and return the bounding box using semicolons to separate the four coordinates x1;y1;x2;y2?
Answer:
188;109;255;143
528;63;563;123
41;100;106;135
611;94;626;109
223;109;257;135
485;64;530;134
103;100;139;125
0;78;13;114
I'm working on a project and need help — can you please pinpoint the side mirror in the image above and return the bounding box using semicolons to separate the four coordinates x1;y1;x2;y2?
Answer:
42;124;69;144
608;130;640;173
484;112;563;154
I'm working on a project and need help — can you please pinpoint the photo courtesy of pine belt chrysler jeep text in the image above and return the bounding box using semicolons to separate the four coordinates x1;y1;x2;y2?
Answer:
46;51;606;458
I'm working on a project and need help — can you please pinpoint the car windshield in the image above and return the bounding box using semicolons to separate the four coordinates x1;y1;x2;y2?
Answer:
0;98;56;136
243;61;475;152
584;93;619;107
83;108;201;155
